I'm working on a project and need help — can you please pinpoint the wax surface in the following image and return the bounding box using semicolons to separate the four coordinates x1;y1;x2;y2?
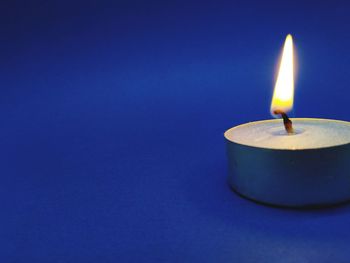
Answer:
225;118;350;150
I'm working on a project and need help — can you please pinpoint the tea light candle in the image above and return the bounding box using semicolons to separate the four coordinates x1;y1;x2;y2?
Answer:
224;35;350;207
225;119;350;207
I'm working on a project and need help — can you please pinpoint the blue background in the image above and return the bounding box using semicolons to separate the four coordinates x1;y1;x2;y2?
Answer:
2;0;350;262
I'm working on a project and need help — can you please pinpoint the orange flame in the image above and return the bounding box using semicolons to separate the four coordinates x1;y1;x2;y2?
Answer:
271;34;294;116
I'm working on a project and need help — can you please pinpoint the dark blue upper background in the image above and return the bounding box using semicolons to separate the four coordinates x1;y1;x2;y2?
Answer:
1;0;350;262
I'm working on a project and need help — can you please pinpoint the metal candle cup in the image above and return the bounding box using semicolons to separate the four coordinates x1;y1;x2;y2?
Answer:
224;118;350;207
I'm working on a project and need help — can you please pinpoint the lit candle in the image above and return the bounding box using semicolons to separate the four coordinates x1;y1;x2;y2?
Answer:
224;35;350;207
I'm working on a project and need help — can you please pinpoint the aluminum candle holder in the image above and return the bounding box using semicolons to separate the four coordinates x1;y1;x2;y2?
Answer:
224;118;350;208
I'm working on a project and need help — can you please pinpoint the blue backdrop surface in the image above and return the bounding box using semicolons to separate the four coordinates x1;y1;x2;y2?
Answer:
2;0;350;262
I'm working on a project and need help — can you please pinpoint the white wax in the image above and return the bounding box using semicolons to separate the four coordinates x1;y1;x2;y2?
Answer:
224;118;350;150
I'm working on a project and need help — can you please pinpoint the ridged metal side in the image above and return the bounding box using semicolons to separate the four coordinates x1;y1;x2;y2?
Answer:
226;139;350;207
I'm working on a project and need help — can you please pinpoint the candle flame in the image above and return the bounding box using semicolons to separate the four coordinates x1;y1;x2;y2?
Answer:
271;34;294;116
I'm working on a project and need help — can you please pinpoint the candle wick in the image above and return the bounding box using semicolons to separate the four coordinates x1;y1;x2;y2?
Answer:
273;110;294;134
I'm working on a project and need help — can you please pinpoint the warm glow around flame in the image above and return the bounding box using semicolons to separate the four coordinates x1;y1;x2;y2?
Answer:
271;34;294;116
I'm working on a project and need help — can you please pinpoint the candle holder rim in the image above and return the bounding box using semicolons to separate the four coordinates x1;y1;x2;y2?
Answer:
224;117;350;151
